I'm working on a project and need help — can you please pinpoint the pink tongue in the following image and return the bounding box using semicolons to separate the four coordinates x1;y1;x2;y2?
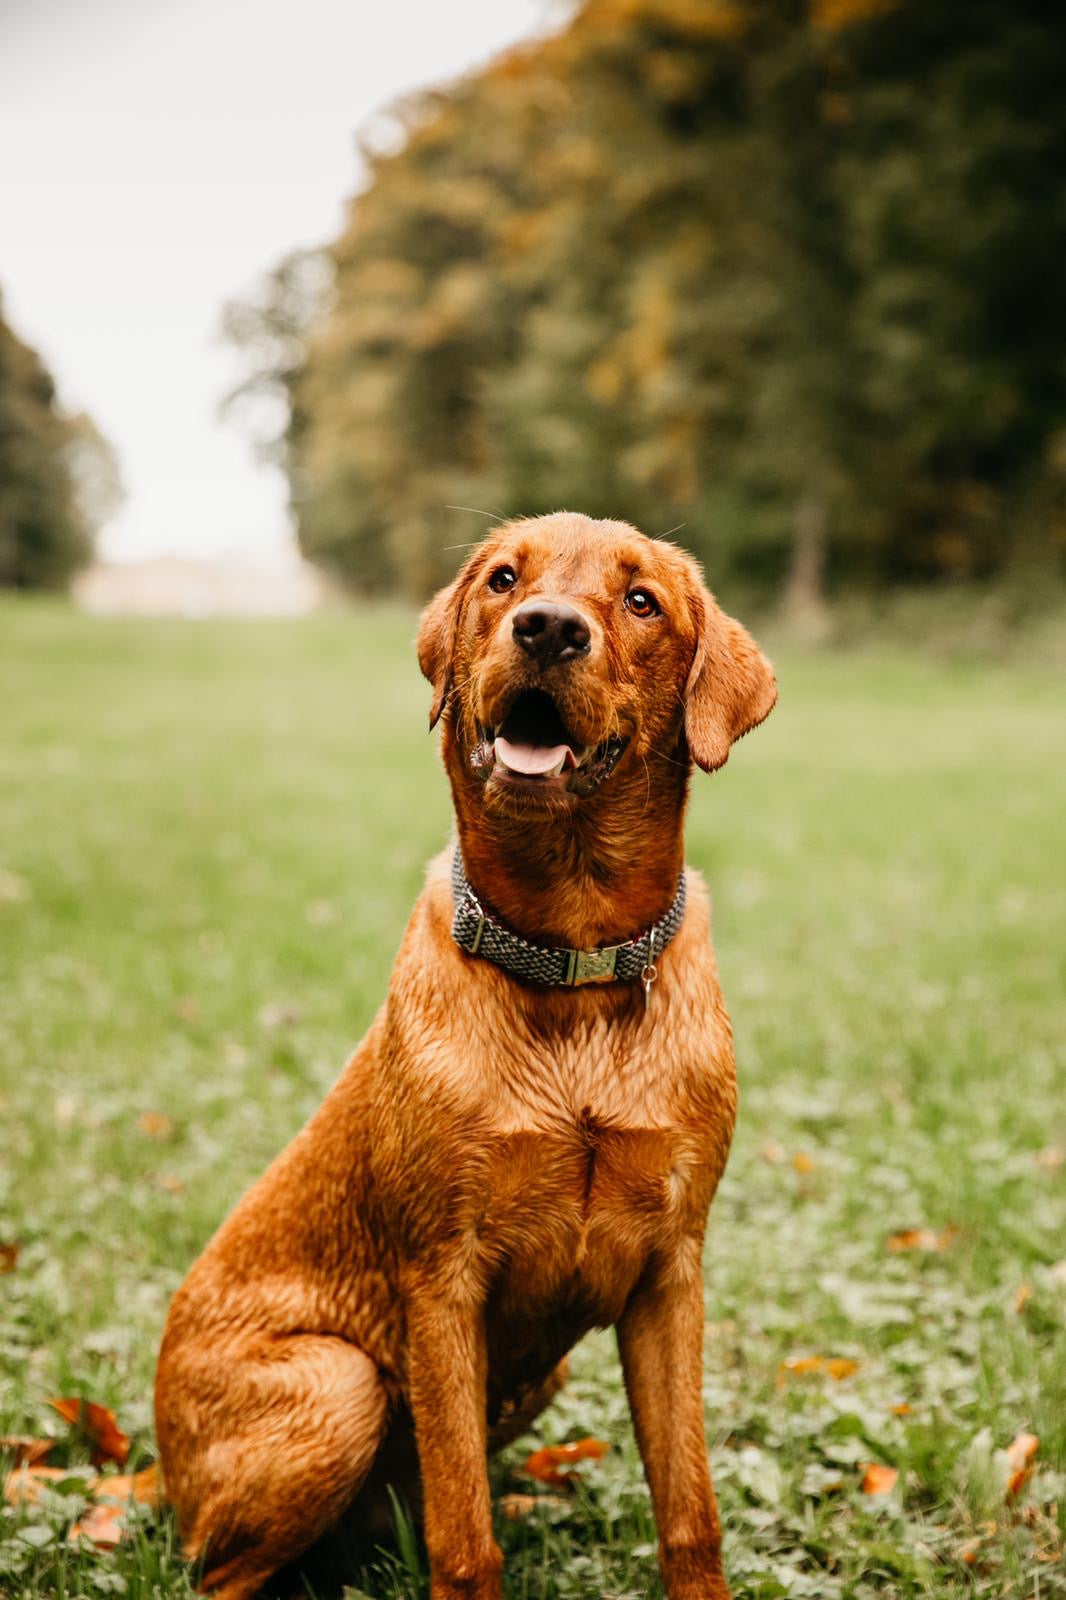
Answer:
495;736;571;775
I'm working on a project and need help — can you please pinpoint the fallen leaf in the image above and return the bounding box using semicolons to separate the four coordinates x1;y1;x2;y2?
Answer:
3;1464;70;1506
499;1492;539;1520
886;1225;957;1253
0;1436;56;1466
137;1111;174;1140
49;1399;129;1467
792;1151;817;1174
1033;1146;1064;1172
860;1463;899;1495
887;1401;911;1416
523;1437;609;1487
779;1355;859;1383
0;1241;20;1273
5;1457;162;1521
70;1501;125;1547
96;1463;162;1508
1005;1430;1038;1499
498;1491;568;1520
1013;1283;1032;1314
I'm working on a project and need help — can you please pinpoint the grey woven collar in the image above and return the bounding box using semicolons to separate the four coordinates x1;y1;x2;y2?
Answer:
450;850;687;990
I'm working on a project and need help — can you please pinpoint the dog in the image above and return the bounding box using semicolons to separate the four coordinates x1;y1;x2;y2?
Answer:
154;510;776;1600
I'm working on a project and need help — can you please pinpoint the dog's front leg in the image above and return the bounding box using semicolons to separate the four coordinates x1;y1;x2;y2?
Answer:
617;1246;731;1600
406;1277;503;1600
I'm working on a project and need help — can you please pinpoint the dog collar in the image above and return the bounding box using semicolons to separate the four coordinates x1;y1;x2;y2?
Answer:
450;850;687;992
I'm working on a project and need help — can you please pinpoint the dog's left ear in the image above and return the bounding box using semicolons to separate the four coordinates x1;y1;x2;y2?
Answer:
683;592;777;773
417;562;478;729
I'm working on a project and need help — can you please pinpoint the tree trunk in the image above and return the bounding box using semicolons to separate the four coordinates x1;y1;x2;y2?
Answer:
785;493;830;637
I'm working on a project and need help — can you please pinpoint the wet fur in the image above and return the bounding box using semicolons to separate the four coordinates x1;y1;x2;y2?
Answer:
154;512;776;1600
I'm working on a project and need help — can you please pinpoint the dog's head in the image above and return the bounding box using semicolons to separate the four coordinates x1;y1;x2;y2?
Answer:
418;512;775;816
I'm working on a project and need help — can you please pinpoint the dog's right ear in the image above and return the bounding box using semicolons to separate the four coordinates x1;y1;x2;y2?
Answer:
417;560;480;729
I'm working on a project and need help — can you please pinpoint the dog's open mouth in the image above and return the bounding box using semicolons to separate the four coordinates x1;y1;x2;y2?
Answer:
474;690;626;796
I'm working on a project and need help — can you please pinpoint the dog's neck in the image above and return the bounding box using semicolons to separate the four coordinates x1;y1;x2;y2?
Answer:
448;748;690;950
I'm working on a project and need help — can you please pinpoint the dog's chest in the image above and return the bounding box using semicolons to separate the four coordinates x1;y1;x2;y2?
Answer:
474;1106;710;1328
454;1002;733;1323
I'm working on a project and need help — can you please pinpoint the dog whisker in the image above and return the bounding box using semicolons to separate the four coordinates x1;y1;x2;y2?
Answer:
444;504;509;521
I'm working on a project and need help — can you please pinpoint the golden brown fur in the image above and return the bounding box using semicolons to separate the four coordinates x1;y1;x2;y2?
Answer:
154;511;776;1600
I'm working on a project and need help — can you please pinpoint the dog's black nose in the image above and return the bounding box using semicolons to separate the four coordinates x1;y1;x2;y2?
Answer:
512;600;591;667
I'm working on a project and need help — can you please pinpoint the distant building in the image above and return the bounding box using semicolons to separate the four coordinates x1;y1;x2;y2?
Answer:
73;542;328;617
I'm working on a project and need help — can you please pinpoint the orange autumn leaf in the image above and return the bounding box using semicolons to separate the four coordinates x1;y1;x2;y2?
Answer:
792;1151;816;1175
70;1501;125;1548
137;1110;174;1140
96;1463;162;1508
0;1435;56;1467
1005;1430;1038;1499
0;1242;20;1273
861;1462;899;1495
498;1490;567;1520
49;1398;130;1467
886;1225;957;1253
5;1458;162;1520
779;1355;859;1383
1013;1283;1032;1314
499;1492;540;1520
887;1402;911;1416
523;1437;609;1487
781;1356;823;1378
3;1464;70;1506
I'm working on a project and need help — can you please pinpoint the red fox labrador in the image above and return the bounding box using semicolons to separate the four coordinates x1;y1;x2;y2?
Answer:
155;511;776;1600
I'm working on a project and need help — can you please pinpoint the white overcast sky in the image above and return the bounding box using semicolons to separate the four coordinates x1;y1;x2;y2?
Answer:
0;0;550;561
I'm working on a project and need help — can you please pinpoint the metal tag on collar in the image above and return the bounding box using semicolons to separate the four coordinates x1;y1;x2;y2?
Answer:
641;926;659;1007
566;945;619;985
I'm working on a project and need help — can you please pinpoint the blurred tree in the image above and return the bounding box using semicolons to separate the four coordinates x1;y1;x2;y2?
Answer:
836;0;1066;584
0;295;120;590
227;0;1066;601
65;411;125;547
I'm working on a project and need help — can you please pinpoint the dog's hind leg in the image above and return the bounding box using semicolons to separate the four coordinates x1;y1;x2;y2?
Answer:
158;1333;388;1600
489;1358;569;1451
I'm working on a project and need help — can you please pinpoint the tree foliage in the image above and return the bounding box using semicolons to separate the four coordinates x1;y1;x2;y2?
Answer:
228;0;1066;601
0;295;119;590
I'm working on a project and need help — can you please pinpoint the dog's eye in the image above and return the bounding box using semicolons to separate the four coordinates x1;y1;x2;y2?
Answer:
487;566;517;594
625;588;660;618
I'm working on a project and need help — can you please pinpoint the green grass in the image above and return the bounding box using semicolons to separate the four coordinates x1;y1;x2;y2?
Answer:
1;598;1064;1599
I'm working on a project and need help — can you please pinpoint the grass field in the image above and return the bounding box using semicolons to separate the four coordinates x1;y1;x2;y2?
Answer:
1;599;1064;1600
